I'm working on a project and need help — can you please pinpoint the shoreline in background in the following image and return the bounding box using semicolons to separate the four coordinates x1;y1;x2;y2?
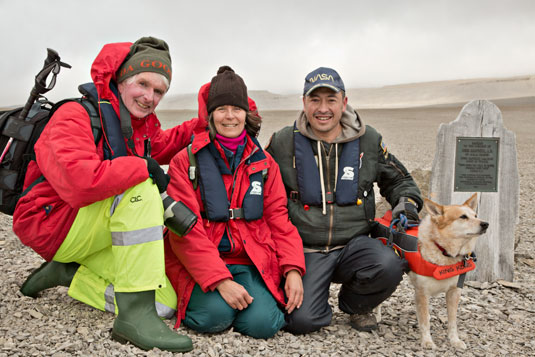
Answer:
157;74;535;111
3;95;532;114
2;71;533;111
156;98;534;167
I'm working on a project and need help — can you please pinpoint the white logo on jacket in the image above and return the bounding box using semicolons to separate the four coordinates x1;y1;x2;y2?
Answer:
250;181;262;195
341;167;354;180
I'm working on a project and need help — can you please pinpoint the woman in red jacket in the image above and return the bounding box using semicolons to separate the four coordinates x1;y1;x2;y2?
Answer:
165;66;306;339
14;37;201;352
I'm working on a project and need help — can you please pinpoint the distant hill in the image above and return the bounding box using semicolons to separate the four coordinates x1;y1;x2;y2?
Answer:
155;74;535;111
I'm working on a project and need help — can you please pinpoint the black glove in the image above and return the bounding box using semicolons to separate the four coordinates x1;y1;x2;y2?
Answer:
392;197;420;222
145;157;170;193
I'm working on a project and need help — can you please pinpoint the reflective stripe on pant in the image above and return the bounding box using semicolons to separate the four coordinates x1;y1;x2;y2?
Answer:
68;265;177;318
53;179;174;314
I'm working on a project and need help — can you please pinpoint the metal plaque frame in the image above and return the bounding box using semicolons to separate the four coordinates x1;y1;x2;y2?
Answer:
454;137;499;192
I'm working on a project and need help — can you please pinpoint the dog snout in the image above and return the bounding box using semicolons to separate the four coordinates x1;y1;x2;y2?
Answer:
480;221;489;233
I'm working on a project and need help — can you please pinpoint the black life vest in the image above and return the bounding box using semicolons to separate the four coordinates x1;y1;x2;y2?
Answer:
293;122;360;206
196;136;266;221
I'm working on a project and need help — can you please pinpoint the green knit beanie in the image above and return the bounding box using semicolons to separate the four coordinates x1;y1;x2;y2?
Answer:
117;36;172;84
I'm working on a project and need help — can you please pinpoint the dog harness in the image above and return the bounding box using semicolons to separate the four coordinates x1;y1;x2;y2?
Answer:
372;211;476;288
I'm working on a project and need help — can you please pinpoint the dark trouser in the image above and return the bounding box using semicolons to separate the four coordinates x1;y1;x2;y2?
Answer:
183;265;285;339
285;235;406;334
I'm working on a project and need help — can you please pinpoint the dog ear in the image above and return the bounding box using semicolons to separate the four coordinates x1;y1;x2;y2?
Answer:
463;193;478;211
424;198;443;216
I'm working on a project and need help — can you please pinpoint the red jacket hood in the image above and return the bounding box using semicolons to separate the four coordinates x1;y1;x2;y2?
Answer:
88;41;167;147
90;42;132;101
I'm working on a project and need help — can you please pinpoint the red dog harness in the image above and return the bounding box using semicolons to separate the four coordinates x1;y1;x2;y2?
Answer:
372;211;476;287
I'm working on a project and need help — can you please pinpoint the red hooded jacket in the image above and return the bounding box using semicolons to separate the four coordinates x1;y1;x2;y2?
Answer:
164;84;305;326
13;41;204;261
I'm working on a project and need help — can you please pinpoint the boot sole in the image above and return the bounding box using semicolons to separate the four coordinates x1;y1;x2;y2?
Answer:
111;331;193;353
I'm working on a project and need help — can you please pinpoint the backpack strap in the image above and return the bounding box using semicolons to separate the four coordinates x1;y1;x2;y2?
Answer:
187;144;198;190
20;175;46;198
48;98;101;147
79;98;102;145
20;97;102;199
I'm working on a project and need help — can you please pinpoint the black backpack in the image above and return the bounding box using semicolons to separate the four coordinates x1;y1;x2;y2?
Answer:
0;49;101;215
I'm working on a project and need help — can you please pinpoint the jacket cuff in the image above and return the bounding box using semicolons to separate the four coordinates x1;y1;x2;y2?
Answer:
207;277;231;292
282;265;303;278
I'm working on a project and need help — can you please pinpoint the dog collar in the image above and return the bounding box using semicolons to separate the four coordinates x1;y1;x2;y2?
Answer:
434;242;453;257
434;243;477;263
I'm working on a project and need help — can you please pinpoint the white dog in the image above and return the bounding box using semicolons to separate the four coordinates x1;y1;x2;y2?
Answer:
409;193;488;349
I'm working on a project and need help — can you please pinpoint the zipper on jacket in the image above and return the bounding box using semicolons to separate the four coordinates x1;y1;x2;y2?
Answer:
389;161;406;176
225;146;259;253
144;138;151;157
322;143;335;250
226;225;236;254
230;146;259;201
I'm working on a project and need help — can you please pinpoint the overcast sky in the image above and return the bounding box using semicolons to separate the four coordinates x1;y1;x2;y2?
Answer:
1;0;534;106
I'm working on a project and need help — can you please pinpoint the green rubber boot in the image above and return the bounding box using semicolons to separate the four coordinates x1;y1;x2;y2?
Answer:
20;261;79;298
112;290;193;353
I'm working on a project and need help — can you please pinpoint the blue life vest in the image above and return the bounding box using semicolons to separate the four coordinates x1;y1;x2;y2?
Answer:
293;122;360;206
196;136;266;221
78;82;127;159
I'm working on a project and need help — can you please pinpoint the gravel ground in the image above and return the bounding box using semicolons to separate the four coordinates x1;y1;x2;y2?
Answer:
1;102;534;356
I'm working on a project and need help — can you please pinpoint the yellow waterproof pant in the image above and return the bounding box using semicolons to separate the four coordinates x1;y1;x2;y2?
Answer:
53;178;176;318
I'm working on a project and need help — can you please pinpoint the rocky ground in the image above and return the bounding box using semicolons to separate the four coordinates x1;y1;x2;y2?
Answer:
1;102;534;356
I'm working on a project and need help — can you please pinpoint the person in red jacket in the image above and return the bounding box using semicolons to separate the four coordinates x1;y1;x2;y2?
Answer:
164;66;306;339
13;37;202;352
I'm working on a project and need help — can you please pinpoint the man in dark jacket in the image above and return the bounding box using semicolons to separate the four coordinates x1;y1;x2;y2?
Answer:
266;67;422;334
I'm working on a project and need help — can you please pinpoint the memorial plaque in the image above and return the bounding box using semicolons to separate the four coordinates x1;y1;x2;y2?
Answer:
454;137;499;192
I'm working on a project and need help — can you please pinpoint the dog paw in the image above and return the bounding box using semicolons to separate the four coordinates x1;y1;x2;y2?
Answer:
421;339;436;350
450;339;467;350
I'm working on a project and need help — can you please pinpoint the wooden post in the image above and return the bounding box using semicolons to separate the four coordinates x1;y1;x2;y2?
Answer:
429;100;519;282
